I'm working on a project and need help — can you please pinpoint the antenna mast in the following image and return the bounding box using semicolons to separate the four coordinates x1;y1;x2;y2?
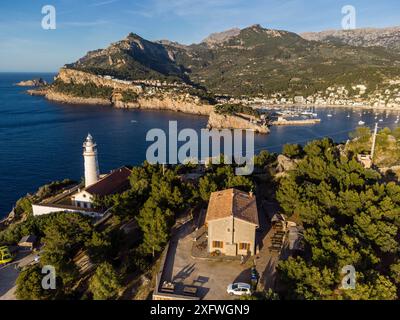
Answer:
371;123;378;161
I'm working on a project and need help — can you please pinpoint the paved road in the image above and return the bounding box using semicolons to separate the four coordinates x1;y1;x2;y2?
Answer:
0;252;37;300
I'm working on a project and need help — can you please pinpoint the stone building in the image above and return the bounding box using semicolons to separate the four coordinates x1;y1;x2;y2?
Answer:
205;189;259;256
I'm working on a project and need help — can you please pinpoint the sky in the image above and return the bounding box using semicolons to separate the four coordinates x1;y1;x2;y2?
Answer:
0;0;399;72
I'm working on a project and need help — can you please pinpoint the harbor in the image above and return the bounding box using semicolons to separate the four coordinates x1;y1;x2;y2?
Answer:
256;105;400;127
257;106;322;126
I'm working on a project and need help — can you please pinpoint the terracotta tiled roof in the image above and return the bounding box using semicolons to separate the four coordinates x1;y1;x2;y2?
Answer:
205;189;259;226
85;167;132;196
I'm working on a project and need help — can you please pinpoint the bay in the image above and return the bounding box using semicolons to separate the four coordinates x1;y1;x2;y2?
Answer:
1;73;399;217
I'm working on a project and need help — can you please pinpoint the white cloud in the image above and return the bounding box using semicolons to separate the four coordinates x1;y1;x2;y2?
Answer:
89;0;120;7
132;0;244;17
62;20;109;27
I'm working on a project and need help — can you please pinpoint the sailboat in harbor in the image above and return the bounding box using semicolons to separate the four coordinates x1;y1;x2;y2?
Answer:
358;120;365;126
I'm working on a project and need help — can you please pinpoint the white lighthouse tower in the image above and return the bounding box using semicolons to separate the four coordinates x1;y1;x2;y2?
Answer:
83;134;100;187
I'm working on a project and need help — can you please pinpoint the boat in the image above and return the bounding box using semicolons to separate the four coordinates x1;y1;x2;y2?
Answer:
379;119;383;122
347;114;351;118
327;114;333;118
358;121;365;126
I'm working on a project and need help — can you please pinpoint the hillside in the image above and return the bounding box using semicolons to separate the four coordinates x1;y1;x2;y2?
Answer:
57;25;400;107
68;33;190;83
301;26;400;51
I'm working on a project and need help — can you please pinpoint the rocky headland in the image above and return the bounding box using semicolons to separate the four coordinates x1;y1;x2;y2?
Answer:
16;78;47;87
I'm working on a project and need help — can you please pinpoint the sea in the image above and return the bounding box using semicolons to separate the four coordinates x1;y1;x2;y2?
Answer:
1;72;399;217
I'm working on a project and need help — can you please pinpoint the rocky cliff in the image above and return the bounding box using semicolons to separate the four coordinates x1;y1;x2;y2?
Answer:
113;96;213;115
207;111;269;134
55;68;144;93
16;78;47;87
45;91;112;106
43;68;214;115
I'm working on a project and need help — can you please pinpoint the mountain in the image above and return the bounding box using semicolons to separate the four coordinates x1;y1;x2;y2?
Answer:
201;27;241;47
65;25;400;101
68;33;190;82
301;27;400;51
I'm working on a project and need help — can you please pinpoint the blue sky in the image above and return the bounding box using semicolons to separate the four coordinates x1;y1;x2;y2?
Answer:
1;0;399;72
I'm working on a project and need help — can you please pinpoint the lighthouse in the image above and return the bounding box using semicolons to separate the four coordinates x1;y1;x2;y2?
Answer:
83;134;100;187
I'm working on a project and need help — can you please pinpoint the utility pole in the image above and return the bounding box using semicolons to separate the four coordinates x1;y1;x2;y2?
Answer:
371;122;378;161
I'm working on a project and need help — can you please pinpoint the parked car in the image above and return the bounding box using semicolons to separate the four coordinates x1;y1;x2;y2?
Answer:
227;283;252;296
0;246;13;265
34;254;41;264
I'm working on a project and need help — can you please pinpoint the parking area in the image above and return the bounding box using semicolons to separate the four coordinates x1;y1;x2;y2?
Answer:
0;252;37;300
160;220;278;300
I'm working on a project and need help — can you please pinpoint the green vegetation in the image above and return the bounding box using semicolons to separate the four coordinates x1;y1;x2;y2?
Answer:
347;127;400;167
198;165;254;201
186;87;216;105
69;25;400;99
2;179;75;222
8;140;400;301
253;150;276;169
36;179;76;200
282;144;304;159
120;90;139;103
276;138;400;300
89;262;122;300
215;104;259;117
240;289;280;300
40;213;93;286
53;80;113;99
12;212;111;298
15;265;51;300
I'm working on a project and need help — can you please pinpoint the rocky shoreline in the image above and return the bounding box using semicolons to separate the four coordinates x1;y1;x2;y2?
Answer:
26;68;269;133
207;111;269;134
15;78;47;87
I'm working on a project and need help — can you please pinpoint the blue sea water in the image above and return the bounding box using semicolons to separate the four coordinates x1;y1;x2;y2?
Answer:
1;73;399;217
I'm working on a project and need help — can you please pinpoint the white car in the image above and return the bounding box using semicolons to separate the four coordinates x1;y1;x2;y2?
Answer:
227;283;252;296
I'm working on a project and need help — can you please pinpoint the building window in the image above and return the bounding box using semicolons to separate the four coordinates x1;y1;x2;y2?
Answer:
212;241;224;249
239;243;251;251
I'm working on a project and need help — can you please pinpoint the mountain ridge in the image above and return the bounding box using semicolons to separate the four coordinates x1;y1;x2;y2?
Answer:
52;24;400;108
301;26;400;51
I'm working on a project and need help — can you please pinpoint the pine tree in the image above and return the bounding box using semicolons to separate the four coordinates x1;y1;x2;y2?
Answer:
89;262;121;300
136;198;172;257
